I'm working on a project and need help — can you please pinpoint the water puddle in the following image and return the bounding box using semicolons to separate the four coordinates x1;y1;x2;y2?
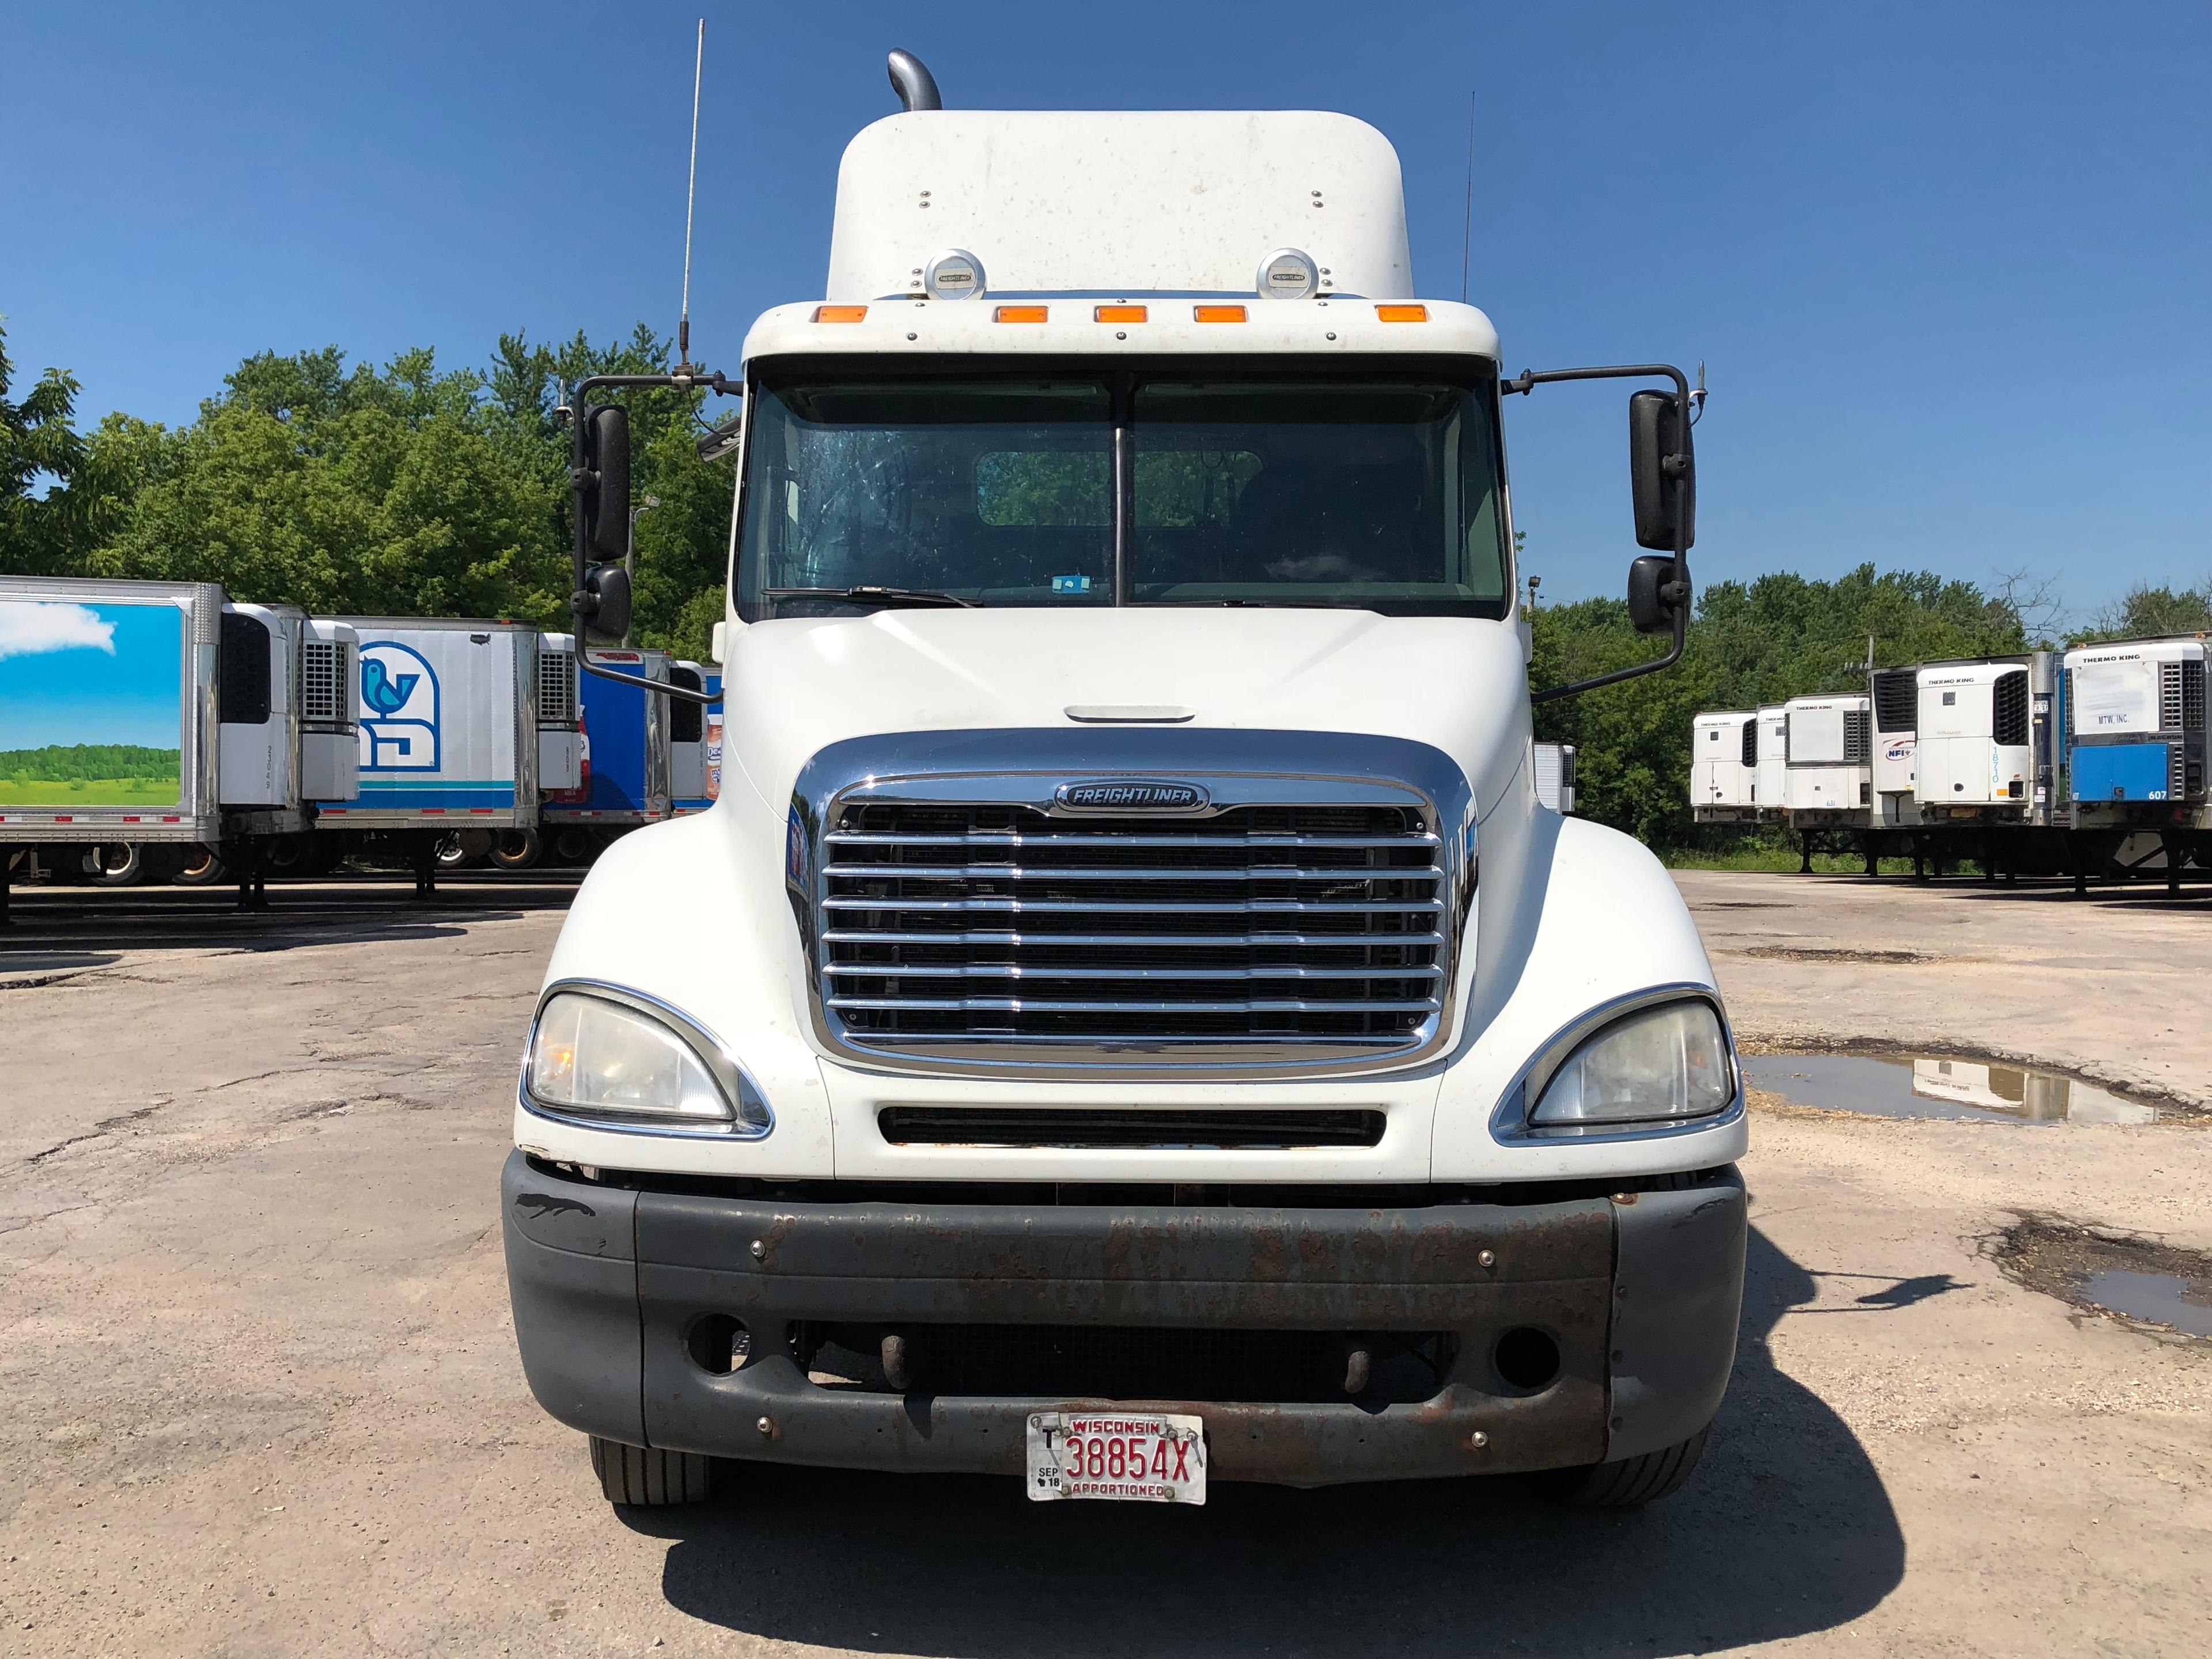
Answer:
1997;1218;2212;1341
1743;1054;2162;1125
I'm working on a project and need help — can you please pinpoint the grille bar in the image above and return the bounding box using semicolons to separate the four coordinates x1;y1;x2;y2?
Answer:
816;798;1451;1065
823;963;1445;980
823;896;1446;915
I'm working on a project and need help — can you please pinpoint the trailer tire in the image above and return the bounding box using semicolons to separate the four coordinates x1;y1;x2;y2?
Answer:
1543;1425;1711;1509
173;844;228;885
89;843;148;886
588;1437;714;1507
489;828;542;870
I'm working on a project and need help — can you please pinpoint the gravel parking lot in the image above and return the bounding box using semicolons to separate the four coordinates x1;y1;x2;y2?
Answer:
1;869;2206;1657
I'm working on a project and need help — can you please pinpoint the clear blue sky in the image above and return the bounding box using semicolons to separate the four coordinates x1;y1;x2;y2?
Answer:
4;2;2206;621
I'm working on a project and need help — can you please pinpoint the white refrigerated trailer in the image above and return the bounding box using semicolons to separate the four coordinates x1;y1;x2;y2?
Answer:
1;575;359;899
1782;693;1872;826
1689;711;1757;822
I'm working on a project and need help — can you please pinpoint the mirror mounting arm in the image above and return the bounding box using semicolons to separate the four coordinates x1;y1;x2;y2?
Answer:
1508;362;1698;706
567;370;740;707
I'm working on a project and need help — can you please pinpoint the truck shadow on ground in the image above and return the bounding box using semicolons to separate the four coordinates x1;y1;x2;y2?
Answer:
633;1225;1905;1658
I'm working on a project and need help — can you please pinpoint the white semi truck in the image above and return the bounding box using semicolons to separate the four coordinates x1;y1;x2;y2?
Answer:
503;58;1744;1513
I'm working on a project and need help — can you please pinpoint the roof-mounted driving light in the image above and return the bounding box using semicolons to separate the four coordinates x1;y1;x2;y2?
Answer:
1257;248;1319;300
923;248;984;300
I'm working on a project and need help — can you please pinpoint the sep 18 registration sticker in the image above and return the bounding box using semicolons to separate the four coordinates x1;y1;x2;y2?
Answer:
1026;1412;1207;1505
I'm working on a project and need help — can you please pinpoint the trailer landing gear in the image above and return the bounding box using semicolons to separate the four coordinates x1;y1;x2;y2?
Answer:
411;833;440;900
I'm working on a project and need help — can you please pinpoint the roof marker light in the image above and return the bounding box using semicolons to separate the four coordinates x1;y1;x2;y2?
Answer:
1194;305;1248;323
994;305;1048;323
1375;304;1429;323
924;249;984;300
1257;248;1319;300
815;305;868;324
1094;305;1147;323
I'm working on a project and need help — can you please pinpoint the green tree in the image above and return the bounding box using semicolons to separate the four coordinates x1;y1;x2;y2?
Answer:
0;318;90;575
2078;580;2212;643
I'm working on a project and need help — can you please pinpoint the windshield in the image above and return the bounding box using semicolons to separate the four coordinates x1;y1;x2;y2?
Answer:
736;363;1509;620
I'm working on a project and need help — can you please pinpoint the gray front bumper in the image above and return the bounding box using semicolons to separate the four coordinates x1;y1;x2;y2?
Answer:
501;1151;1745;1487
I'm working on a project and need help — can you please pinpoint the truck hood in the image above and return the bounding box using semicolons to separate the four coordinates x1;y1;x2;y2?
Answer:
722;608;1532;817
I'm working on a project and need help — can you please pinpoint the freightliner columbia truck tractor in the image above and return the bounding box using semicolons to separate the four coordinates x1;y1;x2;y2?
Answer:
503;52;1743;1513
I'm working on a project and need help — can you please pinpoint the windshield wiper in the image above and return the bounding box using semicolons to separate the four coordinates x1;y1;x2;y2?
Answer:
760;585;979;609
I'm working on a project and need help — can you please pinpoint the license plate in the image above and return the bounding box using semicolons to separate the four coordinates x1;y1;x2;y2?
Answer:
1026;1411;1206;1505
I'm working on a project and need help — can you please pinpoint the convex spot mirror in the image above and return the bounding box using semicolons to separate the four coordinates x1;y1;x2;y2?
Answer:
1627;554;1685;637
1628;389;1695;552
582;563;632;643
584;404;631;562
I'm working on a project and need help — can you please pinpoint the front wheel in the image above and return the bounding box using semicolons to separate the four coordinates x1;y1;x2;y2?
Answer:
588;1437;714;1506
1541;1425;1711;1509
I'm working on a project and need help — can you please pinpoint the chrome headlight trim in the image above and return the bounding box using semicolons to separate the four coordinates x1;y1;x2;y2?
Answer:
1489;983;1744;1145
518;978;774;1141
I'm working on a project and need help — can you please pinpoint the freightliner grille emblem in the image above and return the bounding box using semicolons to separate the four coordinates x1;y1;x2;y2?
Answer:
1054;779;1210;812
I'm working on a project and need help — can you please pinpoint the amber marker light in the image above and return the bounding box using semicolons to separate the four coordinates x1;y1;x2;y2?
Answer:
814;305;869;323
994;305;1049;323
1375;305;1430;323
1094;305;1148;323
1194;305;1248;323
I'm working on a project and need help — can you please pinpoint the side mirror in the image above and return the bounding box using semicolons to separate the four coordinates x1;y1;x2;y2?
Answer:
581;562;632;643
1628;389;1695;551
1627;554;1686;636
584;405;631;562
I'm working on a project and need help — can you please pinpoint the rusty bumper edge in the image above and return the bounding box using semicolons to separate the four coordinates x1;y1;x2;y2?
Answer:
501;1153;1746;1487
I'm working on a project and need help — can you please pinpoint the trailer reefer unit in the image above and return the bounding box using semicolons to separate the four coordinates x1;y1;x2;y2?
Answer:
1783;694;1872;824
1869;667;1919;827
536;633;584;798
0;575;222;844
2065;638;2206;820
541;648;671;828
1914;654;2063;824
505;66;1742;1516
317;618;551;831
669;660;718;815
1690;711;1757;821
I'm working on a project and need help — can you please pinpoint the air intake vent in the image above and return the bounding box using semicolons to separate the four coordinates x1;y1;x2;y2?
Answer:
1872;669;1917;734
218;612;271;725
2178;659;2205;736
816;801;1449;1070
2161;662;2183;733
1993;669;2030;747
878;1106;1386;1149
1740;718;1758;767
300;638;349;725
1843;707;1871;763
537;646;577;727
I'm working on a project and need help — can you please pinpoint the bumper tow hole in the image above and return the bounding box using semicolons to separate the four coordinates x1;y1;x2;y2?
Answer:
1494;1326;1561;1392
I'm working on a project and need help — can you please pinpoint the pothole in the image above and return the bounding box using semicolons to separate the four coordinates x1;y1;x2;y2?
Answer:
1742;1054;2164;1124
1993;1217;2212;1340
1739;946;1938;964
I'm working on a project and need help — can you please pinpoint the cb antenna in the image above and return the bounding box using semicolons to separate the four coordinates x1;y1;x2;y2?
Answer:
1688;359;1709;425
676;17;704;374
1459;90;1476;304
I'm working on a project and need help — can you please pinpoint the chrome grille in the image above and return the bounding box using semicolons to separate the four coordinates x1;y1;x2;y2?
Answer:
817;801;1448;1064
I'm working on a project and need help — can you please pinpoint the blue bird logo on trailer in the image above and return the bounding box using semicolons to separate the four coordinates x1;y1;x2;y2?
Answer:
362;657;420;717
358;642;440;771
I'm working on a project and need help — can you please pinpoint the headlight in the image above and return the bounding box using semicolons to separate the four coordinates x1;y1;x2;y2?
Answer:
1529;999;1734;1128
526;988;769;1134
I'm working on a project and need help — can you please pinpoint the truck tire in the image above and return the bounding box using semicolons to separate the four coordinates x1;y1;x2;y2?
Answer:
588;1437;714;1506
90;843;148;886
489;828;542;870
1545;1425;1710;1509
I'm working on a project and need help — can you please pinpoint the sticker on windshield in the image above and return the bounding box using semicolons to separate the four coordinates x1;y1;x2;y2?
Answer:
1051;575;1094;594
